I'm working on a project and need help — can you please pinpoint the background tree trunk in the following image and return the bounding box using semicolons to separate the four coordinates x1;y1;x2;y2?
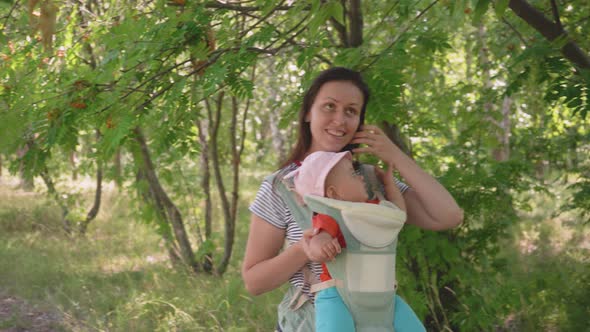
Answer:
114;148;122;188
17;146;34;191
79;130;103;235
196;117;213;273
40;167;72;234
133;127;198;272
266;61;288;163
381;121;412;158
493;96;512;162
70;151;78;181
348;0;363;47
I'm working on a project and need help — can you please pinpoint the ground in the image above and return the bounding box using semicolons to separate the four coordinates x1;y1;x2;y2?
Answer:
0;290;62;332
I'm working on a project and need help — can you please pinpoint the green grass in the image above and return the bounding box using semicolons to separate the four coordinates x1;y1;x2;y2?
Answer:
0;172;588;331
0;178;283;331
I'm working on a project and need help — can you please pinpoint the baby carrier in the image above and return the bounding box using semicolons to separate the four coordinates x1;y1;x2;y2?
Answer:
273;164;406;332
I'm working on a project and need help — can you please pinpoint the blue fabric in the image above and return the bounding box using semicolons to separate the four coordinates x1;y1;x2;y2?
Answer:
393;294;426;332
315;287;426;332
315;287;355;332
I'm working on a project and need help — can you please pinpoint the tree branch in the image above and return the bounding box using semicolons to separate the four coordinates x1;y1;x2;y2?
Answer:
508;0;590;69
238;0;286;40
348;0;363;47
549;0;563;32
204;1;300;12
501;17;528;46
330;17;348;47
364;2;400;42
362;0;439;71
2;0;19;28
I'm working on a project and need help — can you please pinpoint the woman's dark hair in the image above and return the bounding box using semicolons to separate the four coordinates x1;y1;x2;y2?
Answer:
279;67;370;169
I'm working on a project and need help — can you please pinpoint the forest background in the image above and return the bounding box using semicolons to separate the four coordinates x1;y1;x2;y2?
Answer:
0;0;589;331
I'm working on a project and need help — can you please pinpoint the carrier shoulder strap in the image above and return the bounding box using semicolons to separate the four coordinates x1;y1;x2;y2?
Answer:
266;172;313;231
265;172;319;287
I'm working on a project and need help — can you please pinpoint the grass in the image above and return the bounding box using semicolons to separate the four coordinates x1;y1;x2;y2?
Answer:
495;179;590;332
0;175;284;331
0;171;588;331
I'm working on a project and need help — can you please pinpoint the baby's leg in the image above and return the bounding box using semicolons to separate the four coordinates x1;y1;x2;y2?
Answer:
393;295;426;332
315;287;355;332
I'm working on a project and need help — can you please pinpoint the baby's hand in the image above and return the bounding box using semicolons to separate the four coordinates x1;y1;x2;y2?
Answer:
309;231;341;262
375;164;395;185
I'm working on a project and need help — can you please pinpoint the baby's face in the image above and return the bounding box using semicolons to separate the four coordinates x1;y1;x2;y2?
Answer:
325;158;369;202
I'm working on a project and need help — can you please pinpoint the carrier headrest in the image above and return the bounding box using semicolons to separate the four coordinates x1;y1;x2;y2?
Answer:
304;195;406;248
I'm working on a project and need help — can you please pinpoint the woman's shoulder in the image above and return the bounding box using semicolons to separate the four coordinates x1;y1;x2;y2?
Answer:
254;163;300;199
250;163;301;228
263;163;299;183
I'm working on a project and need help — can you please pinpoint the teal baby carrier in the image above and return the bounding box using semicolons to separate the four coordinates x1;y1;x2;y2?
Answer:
273;164;406;332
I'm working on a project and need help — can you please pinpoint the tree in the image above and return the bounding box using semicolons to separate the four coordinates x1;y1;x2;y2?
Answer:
1;0;588;328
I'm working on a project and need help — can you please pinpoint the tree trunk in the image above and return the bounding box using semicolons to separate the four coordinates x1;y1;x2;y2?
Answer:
566;126;578;170
269;106;287;163
348;0;363;47
492;96;512;162
70;151;78;181
133;127;198;272
477;25;513;162
136;168;181;264
79;129;103;235
114;148;123;188
381;121;412;158
40;168;72;234
266;60;287;162
17;146;34;191
206;79;252;275
196;117;213;273
208;92;234;275
478;24;501;161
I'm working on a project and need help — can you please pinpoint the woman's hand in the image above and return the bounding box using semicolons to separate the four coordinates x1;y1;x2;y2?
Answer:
351;124;401;168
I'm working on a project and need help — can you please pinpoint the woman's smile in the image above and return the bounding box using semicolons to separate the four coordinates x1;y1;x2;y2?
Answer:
306;81;364;153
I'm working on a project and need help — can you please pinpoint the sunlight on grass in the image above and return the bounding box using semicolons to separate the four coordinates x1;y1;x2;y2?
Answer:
0;176;282;331
3;171;585;331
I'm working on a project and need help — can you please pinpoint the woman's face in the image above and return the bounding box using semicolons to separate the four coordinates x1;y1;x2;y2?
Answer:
305;81;364;154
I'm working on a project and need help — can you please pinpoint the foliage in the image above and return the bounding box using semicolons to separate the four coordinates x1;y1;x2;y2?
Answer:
0;183;283;331
1;0;589;329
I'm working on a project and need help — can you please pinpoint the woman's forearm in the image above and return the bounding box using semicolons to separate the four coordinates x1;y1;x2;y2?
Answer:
394;152;463;228
242;216;310;296
243;241;309;296
383;179;406;212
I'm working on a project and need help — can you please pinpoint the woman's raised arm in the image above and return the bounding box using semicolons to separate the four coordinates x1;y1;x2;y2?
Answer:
353;124;463;231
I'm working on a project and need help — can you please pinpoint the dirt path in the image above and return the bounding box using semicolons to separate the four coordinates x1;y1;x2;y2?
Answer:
0;292;62;332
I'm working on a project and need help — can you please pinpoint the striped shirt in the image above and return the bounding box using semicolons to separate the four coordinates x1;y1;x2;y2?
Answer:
248;162;409;299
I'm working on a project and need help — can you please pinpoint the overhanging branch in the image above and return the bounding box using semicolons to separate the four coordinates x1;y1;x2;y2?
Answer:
509;0;590;69
204;1;300;12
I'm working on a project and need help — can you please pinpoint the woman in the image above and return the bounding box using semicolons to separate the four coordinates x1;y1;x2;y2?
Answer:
242;67;463;331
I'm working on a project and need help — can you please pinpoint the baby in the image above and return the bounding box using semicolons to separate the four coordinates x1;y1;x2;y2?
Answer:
286;151;424;332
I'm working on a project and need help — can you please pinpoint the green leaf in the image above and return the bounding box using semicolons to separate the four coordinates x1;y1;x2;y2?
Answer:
325;1;344;25
308;0;334;34
472;0;490;25
494;0;509;18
